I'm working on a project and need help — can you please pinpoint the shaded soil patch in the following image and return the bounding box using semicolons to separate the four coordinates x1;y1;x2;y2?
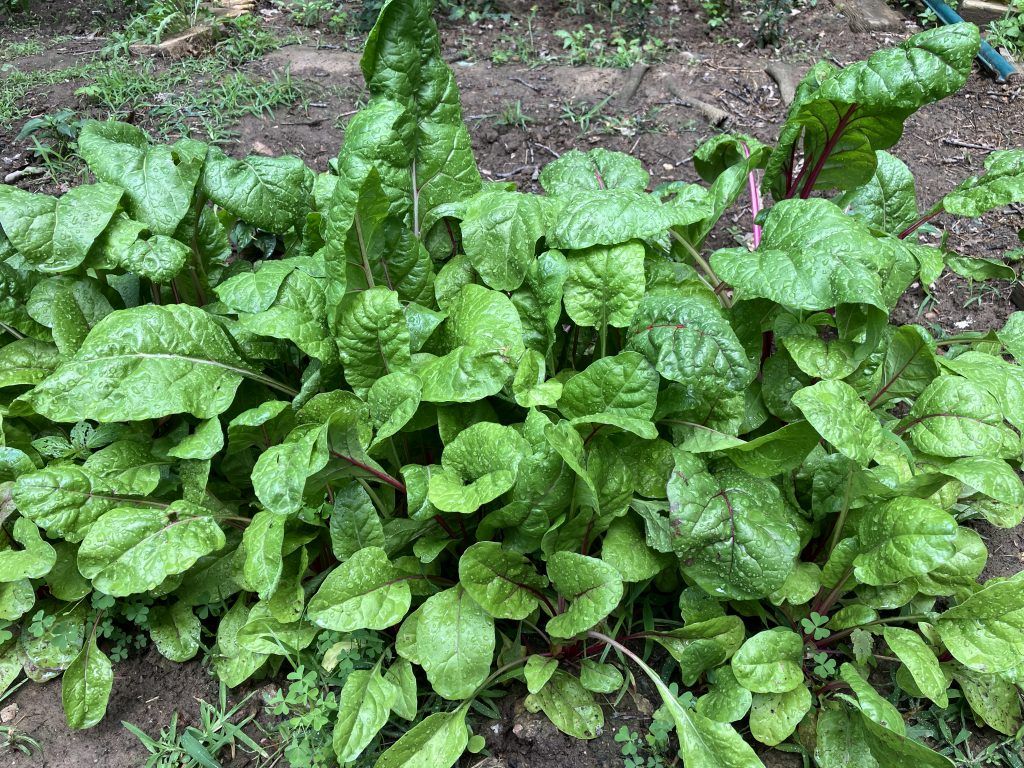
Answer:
6;651;267;768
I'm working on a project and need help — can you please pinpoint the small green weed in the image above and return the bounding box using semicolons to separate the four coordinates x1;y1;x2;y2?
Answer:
497;99;532;130
276;0;350;33
124;684;267;768
0;683;38;758
601;106;665;138
700;0;730;30
1;0;30;14
490;5;541;65
0;58;111;124
561;94;613;134
0;40;44;61
16;109;87;183
76;58;306;144
614;725;672;768
756;0;791;47
560;0;654;32
215;14;288;64
554;24;664;67
910;695;1024;767
989;0;1024;58
102;0;207;55
438;0;506;22
258;630;388;768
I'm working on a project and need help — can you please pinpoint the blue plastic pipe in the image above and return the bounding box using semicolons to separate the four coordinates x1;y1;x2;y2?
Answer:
923;0;1018;82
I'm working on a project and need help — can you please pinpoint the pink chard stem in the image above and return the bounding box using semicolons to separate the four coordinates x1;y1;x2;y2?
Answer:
742;142;763;248
794;105;860;201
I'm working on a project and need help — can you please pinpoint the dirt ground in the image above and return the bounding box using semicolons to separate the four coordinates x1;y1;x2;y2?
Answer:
5;652;247;767
1;0;1023;766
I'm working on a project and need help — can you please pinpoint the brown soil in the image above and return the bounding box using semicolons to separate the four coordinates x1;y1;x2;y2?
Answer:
1;0;1023;766
0;0;141;34
482;693;653;768
5;650;267;767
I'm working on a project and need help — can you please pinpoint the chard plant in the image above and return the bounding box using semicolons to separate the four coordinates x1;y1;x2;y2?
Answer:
1;2;1024;765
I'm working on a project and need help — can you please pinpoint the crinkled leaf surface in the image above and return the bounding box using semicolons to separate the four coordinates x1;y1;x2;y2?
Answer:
943;149;1024;217
562;241;646;329
201;147;313;233
540;148;649;196
78;121;205;235
853;498;958;586
712;199;913;311
546;552;623;639
76;502;225;596
428;422;527;513
529;671;603;739
668;455;799;599
937;571;1024;674
27;305;253;422
0;183;122;272
792;380;885;465
458;541;548;620
558;351;659;438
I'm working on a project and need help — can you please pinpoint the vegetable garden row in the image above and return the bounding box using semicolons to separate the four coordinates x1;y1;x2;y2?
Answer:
1;1;1024;765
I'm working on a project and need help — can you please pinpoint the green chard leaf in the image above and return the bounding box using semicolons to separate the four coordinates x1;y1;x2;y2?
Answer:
76;503;225;596
78;121;205;235
0;183;122;272
546;552;623;639
308;546;412;632
201;147;313;233
458;541;549;620
668;454;799;600
26;305;258;422
763;24;979;199
937;572;1024;674
62;635;113;730
528;671;604;739
333;662;397;764
416;586;494;700
943;149;1024;217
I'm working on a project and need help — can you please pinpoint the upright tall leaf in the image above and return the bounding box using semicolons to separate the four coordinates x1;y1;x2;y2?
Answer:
333;663;397;764
62;636;113;730
763;24;979;198
356;0;481;236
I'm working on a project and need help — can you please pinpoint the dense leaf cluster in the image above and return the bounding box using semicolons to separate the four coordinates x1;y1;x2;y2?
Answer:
2;1;1024;765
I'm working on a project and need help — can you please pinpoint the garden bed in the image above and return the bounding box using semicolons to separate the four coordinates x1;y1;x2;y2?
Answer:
1;1;1023;767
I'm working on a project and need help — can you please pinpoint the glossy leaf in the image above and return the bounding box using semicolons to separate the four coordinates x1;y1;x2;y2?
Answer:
27;305;254;422
458;542;548;620
416;587;494;700
307;546;412;632
546;552;623;639
62;636;113;730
